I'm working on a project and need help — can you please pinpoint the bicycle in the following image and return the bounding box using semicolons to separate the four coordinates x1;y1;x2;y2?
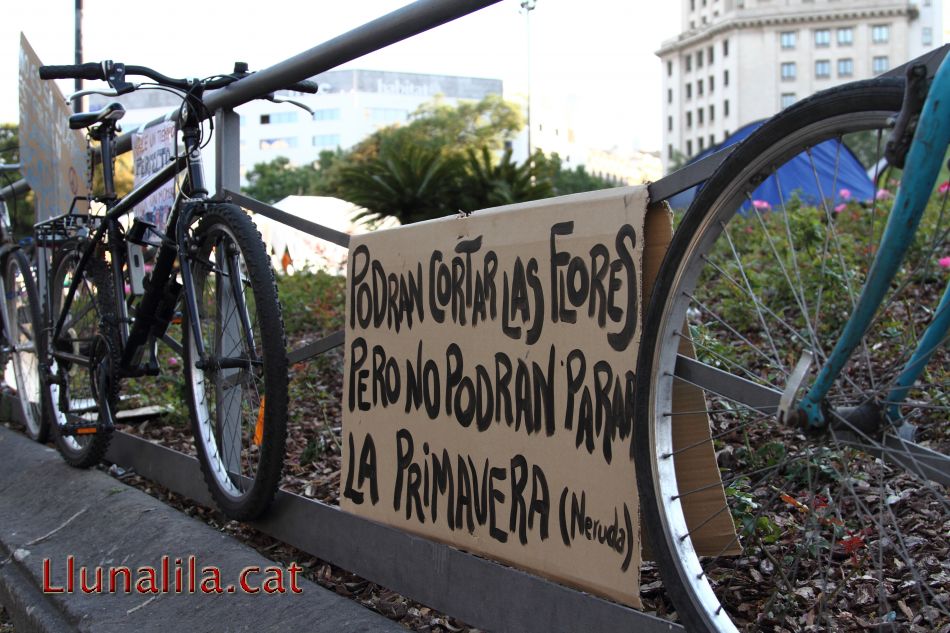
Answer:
0;166;45;443
636;53;949;631
35;61;315;520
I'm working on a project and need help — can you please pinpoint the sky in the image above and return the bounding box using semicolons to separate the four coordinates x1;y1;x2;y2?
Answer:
0;0;681;153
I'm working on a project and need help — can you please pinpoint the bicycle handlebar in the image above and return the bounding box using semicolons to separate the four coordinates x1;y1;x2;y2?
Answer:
38;62;105;81
38;61;318;95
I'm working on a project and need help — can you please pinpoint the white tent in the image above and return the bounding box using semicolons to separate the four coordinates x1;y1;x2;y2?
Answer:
251;195;398;275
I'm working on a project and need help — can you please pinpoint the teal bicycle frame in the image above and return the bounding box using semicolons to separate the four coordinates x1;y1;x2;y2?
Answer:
799;55;950;428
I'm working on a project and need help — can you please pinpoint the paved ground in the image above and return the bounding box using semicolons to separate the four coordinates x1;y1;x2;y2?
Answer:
0;425;406;633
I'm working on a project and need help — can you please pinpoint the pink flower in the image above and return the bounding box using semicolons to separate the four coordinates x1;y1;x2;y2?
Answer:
168;357;179;367
839;188;852;200
939;181;950;194
752;199;771;210
834;203;847;213
939;256;950;269
875;189;891;200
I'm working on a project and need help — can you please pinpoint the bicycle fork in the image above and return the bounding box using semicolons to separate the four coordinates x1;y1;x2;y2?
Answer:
796;57;950;431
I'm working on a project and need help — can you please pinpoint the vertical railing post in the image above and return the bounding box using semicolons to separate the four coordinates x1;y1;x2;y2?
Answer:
215;108;241;197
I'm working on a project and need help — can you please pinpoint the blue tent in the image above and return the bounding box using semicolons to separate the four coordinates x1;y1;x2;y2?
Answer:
666;120;875;210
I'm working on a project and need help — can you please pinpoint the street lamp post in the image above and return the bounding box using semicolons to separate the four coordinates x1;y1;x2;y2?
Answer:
520;0;536;159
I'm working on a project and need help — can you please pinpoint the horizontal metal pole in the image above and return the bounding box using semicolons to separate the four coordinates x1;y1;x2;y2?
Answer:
104;430;681;633
224;190;351;247
0;178;30;203
114;0;501;156
287;330;345;365
647;146;733;203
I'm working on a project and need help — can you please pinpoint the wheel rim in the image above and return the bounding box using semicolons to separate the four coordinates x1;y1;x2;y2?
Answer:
5;256;42;437
647;104;950;630
188;222;268;501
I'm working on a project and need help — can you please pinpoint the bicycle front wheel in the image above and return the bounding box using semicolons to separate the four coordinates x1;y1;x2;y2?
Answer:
637;79;950;631
183;204;288;520
4;249;46;441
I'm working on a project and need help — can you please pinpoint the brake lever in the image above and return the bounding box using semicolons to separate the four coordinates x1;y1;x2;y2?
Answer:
65;87;125;103
265;95;314;115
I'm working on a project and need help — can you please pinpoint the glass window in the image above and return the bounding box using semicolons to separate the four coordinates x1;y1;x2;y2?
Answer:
697;50;704;68
709;133;715;146
709;104;715;121
723;39;729;56
724;69;729;86
838;58;854;77
780;31;797;49
687;111;693;128
781;62;796;81
814;29;831;47
708;46;714;64
687;139;693;156
259;137;298;150
724;99;729;117
668;116;673;132
837;27;853;46
312;134;341;149
668;144;674;160
922;27;932;47
698;78;704;96
699;108;704;125
313;108;340;121
815;59;831;78
873;56;889;74
686;83;692;99
668;88;673;103
709;75;715;93
872;24;890;44
686;54;692;72
781;93;796;108
667;60;673;76
699;137;705;152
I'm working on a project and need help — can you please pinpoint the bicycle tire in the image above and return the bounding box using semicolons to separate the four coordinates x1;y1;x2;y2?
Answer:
182;204;288;520
637;78;950;631
4;249;47;442
45;241;120;468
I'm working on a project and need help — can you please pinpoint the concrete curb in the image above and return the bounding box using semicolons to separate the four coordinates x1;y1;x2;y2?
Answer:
0;425;405;633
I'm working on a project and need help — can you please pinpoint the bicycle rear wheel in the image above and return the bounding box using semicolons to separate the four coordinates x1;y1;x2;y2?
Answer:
45;242;120;467
4;249;46;441
183;204;288;520
637;79;950;631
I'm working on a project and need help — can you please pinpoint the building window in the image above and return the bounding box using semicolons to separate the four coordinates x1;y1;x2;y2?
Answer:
699;137;705;152
708;46;714;64
668;116;673;132
709;133;715;146
697;50;704;68
687;111;693;128
922;27;933;47
724;129;730;137
698;79;704;96
781;93;796;108
668;144;674;160
698;108;704;125
873;56;889;74
312;134;341;149
709;104;715;121
780;31;797;49
709;75;715;93
687;139;693;156
837;27;853;46
667;61;673;76
724;99;729;117
815;29;831;47
723;39;729;57
668;88;673;103
686;83;692;99
260;114;270;124
723;69;729;86
781;62;797;81
686;54;692;72
259;137;298;150
312;108;340;121
815;59;831;78
690;0;695;9
366;107;407;123
872;24;890;44
838;58;854;77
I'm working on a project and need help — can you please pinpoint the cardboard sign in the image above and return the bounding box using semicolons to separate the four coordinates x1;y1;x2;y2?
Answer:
132;120;176;234
18;35;90;222
343;187;653;606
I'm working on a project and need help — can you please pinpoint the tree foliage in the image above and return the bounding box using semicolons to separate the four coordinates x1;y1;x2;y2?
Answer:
0;123;35;237
243;151;340;204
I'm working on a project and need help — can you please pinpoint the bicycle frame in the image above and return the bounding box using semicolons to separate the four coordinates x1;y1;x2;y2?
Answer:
799;56;950;427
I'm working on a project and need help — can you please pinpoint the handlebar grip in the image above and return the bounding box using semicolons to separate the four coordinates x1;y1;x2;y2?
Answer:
286;79;318;94
38;63;105;81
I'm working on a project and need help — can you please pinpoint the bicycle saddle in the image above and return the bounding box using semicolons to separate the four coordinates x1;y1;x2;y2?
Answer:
68;102;125;130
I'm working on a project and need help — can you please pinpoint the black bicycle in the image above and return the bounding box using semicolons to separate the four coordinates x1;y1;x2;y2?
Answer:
36;60;314;519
